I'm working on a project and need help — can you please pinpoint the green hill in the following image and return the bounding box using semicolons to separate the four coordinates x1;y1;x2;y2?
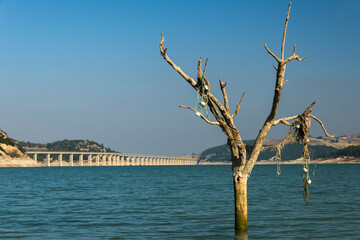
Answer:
18;139;116;153
317;145;360;158
199;141;339;162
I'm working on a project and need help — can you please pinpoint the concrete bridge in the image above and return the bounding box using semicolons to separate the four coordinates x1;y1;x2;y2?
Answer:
26;151;198;167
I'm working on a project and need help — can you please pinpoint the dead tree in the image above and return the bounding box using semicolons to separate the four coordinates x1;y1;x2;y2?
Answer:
159;2;334;233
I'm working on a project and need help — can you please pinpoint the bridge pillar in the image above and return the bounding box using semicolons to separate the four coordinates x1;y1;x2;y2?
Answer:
108;155;112;166
58;154;62;167
33;153;37;163
70;154;73;166
130;156;135;166
88;154;92;166
102;155;107;166
140;157;144;166
96;155;100;166
79;154;83;166
47;154;50;167
120;156;125;166
144;157;149;166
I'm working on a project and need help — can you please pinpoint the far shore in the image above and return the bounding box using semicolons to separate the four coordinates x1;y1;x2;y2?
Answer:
0;157;359;167
199;157;360;165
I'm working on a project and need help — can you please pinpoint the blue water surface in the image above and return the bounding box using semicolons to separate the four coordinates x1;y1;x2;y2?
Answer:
0;164;359;239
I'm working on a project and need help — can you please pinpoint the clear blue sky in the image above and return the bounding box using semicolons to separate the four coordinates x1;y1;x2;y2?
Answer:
0;0;359;155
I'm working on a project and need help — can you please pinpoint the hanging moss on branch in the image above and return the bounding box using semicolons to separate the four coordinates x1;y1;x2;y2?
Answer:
264;101;335;204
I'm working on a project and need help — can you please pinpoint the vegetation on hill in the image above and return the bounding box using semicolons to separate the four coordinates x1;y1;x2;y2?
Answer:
200;141;340;162
18;139;116;153
317;145;360;158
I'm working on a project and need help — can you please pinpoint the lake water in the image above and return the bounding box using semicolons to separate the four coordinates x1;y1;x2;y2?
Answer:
0;164;359;239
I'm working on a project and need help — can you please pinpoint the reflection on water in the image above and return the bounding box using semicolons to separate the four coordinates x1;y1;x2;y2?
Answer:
234;231;248;240
0;164;359;239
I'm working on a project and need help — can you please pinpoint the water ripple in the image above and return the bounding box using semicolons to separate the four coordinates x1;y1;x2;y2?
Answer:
0;165;358;239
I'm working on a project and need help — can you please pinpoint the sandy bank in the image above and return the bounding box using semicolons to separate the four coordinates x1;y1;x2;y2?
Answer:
0;158;41;167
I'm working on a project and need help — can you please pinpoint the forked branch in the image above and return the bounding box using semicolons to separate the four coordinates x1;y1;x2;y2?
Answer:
179;105;220;126
160;32;235;130
264;3;305;65
283;44;306;64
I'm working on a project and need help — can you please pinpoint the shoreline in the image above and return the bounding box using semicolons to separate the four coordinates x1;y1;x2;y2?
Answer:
1;157;359;167
199;157;360;165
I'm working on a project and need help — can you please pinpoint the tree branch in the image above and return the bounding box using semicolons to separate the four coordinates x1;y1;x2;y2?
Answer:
160;32;234;130
219;78;230;113
179;105;220;126
283;44;306;64
281;2;291;60
207;92;235;127
272;115;299;126
203;58;208;77
232;92;245;118
207;100;227;127
264;41;281;62
244;2;305;177
310;114;336;138
160;32;197;88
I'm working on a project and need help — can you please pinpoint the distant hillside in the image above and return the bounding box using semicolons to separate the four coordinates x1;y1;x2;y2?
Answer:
19;139;117;153
200;135;360;163
0;130;38;167
317;145;360;159
0;130;27;158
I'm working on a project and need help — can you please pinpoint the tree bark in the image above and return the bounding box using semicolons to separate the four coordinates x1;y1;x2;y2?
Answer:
229;142;248;233
234;174;248;233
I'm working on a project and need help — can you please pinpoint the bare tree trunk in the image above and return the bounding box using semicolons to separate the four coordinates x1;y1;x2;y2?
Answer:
234;174;248;232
